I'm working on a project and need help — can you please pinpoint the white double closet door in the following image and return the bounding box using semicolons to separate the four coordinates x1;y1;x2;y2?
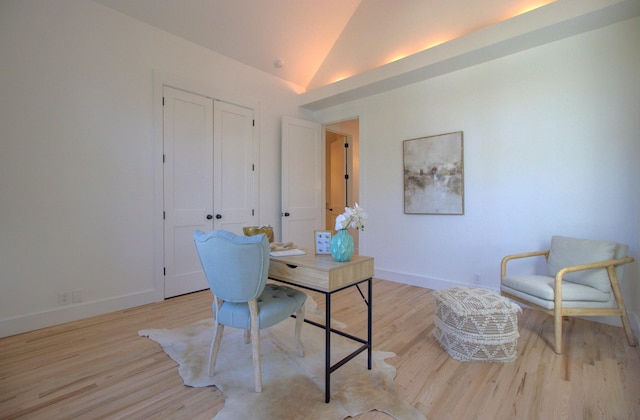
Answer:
163;86;256;298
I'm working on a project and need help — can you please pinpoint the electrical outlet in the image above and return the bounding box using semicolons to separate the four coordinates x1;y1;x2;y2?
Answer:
72;289;83;303
474;273;481;284
59;291;71;306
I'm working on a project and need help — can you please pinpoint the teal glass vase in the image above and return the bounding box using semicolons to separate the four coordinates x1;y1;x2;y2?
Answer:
330;229;354;262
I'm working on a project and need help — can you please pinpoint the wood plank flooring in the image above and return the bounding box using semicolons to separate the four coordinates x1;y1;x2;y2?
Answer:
1;279;639;419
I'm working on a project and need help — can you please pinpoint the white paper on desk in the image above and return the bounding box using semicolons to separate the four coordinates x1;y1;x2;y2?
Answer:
269;249;306;257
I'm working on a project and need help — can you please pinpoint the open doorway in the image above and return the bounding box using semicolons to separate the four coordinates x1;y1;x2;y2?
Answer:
324;118;360;253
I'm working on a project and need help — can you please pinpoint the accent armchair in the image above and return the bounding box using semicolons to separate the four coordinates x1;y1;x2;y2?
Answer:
500;235;637;354
193;229;307;392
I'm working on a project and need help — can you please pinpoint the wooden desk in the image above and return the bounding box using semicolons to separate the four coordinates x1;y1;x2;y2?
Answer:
268;250;374;403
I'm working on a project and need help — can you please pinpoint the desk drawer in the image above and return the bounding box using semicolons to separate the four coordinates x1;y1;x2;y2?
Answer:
269;257;374;291
269;261;329;289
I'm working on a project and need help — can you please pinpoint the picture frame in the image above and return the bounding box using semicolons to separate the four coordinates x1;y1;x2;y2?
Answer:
314;230;333;254
403;131;464;215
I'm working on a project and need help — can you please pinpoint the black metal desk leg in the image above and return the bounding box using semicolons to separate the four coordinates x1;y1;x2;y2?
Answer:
368;278;372;369
325;292;331;403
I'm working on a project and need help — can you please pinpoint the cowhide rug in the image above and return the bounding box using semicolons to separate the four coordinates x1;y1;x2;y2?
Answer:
140;314;425;419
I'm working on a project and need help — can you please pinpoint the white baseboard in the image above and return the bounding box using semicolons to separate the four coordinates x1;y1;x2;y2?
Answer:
374;268;499;292
375;268;639;337
0;289;159;338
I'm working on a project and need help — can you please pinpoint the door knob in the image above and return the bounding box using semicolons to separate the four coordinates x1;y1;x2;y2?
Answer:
283;212;290;217
216;214;222;219
206;214;213;220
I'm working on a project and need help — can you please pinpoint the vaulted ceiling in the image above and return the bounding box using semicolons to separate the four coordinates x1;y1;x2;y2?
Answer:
93;0;639;109
94;0;555;90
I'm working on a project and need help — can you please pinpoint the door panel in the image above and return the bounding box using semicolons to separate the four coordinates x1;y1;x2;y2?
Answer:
163;87;212;298
214;101;256;234
281;116;322;248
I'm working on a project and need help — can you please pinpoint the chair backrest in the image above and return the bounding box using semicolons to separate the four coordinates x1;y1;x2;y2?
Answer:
547;236;628;293
193;230;270;302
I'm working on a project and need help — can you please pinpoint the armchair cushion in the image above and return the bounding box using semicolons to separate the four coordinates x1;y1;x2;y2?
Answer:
547;236;616;293
502;274;611;309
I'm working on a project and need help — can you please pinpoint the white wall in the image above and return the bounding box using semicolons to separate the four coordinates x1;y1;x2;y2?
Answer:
314;18;640;331
1;1;638;339
0;0;306;337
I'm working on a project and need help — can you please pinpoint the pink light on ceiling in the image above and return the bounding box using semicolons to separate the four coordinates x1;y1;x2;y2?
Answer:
500;0;556;20
321;0;558;90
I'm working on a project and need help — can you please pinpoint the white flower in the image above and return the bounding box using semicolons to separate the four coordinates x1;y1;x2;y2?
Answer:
334;203;367;231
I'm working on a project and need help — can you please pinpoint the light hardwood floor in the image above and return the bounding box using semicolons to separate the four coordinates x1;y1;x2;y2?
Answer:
1;279;639;419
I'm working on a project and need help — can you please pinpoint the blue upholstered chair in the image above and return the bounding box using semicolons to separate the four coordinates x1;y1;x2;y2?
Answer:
193;230;307;392
501;235;637;354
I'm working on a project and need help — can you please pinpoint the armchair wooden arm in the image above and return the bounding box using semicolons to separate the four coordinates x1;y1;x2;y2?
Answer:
552;256;635;306
552;255;636;313
500;249;550;278
552;256;634;277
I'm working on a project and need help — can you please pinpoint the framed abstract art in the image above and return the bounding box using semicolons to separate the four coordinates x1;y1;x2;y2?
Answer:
403;131;464;215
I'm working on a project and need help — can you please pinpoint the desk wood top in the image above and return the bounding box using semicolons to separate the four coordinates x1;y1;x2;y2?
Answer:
268;248;374;291
269;248;373;270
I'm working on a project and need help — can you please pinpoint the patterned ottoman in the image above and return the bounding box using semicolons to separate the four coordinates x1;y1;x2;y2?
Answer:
434;287;521;362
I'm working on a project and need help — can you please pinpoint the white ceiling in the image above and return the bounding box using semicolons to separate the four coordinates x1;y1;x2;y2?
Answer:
93;0;557;91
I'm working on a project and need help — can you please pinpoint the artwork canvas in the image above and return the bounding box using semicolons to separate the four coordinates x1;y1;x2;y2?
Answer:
403;132;464;215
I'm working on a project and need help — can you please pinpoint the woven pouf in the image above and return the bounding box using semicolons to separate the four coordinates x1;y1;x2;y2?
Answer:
434;287;521;362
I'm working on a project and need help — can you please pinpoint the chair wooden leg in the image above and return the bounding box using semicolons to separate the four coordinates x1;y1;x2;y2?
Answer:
294;305;305;357
554;309;563;354
620;311;639;347
208;322;224;376
607;266;638;347
552;273;564;355
248;299;262;392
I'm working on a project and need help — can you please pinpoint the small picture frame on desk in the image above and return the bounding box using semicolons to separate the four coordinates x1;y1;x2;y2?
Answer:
314;230;332;254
